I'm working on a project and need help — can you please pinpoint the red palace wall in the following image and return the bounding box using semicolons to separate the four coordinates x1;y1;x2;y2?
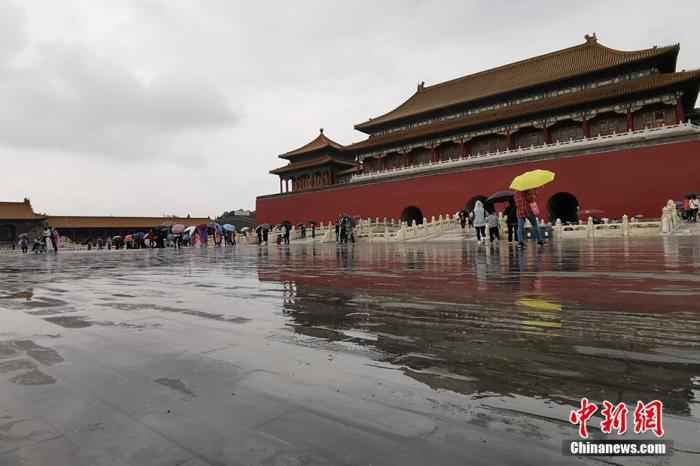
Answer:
256;140;700;225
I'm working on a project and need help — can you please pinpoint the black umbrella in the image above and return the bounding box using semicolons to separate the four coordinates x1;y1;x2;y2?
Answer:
487;190;515;203
685;192;698;199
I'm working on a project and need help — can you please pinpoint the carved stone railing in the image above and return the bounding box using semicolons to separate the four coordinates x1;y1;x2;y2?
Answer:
350;122;700;183
268;201;681;245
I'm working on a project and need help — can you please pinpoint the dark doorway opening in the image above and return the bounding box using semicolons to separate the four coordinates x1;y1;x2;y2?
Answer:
548;192;579;224
0;224;16;242
401;206;424;225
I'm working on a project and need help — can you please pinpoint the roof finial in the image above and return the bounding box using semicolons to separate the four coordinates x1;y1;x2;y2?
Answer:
417;81;425;92
584;33;597;44
320;127;324;134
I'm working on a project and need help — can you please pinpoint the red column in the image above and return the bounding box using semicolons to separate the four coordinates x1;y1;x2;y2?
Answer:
507;133;514;150
675;100;686;123
431;147;437;162
582;118;591;138
626;110;634;132
279;178;283;193
459;141;465;157
544;127;552;144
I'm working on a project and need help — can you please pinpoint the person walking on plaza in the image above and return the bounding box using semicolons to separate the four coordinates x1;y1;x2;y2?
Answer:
42;227;52;251
282;223;291;244
473;200;487;242
504;200;518;243
689;196;699;223
487;211;500;243
50;228;59;252
515;188;544;248
459;209;467;230
19;236;28;254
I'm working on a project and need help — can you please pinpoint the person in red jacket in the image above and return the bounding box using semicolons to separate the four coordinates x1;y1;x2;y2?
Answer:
515;188;544;248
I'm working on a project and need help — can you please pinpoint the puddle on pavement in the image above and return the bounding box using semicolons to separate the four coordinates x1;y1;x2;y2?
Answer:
154;377;196;397
43;315;93;328
0;359;36;374
0;340;61;386
1;239;699;445
9;369;56;386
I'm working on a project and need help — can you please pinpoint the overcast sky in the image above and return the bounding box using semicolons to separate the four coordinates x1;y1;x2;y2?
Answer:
1;0;698;217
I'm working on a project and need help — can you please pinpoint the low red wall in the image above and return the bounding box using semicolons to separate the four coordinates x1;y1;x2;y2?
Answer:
256;140;700;224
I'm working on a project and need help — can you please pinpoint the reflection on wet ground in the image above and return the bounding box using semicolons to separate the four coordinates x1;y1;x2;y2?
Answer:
0;238;699;465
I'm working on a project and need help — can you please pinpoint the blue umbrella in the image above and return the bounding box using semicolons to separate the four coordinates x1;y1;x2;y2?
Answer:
223;224;236;232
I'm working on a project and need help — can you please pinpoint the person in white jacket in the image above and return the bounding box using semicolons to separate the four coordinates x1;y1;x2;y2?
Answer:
473;200;487;242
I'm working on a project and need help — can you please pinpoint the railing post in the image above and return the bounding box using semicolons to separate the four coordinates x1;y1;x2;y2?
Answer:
555;218;562;238
661;201;676;234
622;214;629;237
397;222;406;241
586;216;594;239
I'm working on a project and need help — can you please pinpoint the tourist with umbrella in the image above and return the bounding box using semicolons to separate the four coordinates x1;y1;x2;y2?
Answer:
223;224;236;245
503;200;517;243
458;209;467;230
473;200;487;242
510;169;554;247
487;190;517;242
18;233;29;253
688;193;699;223
280;221;291;245
172;224;186;248
210;222;223;246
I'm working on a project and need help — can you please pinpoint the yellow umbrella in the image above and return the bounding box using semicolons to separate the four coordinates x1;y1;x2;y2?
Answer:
510;169;555;191
517;297;562;312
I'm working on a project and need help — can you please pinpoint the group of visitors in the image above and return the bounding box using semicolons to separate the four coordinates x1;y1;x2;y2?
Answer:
683;195;699;223
460;188;544;248
335;215;355;243
17;227;60;254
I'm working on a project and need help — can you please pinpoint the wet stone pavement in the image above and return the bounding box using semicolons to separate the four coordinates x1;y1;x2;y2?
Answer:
0;238;699;466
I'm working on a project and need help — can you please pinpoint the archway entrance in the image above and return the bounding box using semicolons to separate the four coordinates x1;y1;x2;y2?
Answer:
548;192;579;224
401;206;424;225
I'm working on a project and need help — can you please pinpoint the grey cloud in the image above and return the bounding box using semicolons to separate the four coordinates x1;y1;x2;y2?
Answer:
0;4;237;161
0;0;698;217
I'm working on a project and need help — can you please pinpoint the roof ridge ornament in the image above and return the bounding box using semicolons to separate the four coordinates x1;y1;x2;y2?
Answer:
320;128;324;134
417;81;425;92
584;33;597;44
